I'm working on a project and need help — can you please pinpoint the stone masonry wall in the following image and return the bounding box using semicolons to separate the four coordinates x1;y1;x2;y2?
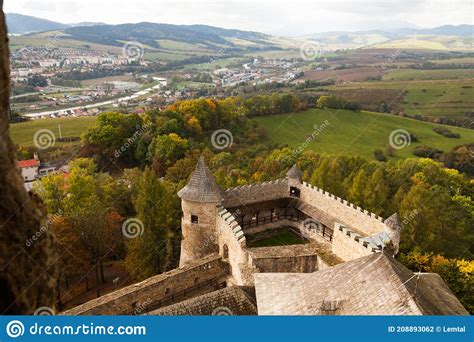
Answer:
216;207;255;286
63;255;227;315
300;181;388;236
332;223;379;261
250;253;318;273
222;179;288;207
180;200;220;266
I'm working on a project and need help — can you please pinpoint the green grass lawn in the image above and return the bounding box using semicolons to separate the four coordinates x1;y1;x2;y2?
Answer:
10;116;97;147
247;230;306;248
254;108;474;160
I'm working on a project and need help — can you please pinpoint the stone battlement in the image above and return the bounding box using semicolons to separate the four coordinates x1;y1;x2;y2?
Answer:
302;181;384;222
217;206;246;247
300;181;388;236
337;224;381;252
223;178;288;207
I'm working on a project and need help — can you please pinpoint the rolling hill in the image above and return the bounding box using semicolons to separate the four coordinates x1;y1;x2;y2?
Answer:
62;22;276;50
10;109;474;163
6;13;106;34
254;108;474;160
301;25;474;51
6;13;68;34
7;13;473;55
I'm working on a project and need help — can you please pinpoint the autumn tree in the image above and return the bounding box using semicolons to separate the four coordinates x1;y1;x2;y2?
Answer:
63;158;123;297
364;168;389;216
83;111;144;165
347;169;367;207
147;133;190;173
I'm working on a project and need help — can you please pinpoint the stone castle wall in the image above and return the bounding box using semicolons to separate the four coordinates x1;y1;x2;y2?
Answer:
222;179;288;207
299;181;388;236
63;255;227;315
249;249;318;273
216;207;255;285
180;201;220;266
332;224;379;261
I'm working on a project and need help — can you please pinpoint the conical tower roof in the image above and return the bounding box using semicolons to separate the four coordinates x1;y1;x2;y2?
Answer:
286;164;303;179
177;157;223;203
385;213;402;231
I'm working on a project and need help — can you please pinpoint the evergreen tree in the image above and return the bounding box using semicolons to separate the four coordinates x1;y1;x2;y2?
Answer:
125;168;181;280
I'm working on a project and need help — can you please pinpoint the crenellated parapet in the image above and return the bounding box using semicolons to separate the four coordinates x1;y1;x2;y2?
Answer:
301;181;384;222
217;206;246;247
336;224;381;253
222;178;288;207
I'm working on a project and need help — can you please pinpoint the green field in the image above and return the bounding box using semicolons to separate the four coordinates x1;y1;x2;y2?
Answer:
382;69;474;81
331;78;474;118
10;116;97;146
184;57;247;71
254;108;474;160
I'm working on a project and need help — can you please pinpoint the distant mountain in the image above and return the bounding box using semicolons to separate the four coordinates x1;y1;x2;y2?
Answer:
415;24;473;37
7;12;472;53
69;22;106;28
63;22;274;49
6;13;106;34
6;13;68;34
302;25;474;50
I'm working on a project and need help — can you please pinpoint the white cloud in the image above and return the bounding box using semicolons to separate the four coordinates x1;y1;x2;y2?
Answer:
4;0;473;35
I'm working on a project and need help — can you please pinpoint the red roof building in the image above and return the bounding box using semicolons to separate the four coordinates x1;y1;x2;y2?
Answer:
18;159;40;168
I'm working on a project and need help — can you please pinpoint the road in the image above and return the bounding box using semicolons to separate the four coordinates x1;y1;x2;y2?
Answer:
22;84;160;118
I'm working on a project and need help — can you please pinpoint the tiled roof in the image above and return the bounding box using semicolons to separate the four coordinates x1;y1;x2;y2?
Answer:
177;156;223;202
286;164;302;179
385;212;402;231
18;159;39;168
254;253;468;315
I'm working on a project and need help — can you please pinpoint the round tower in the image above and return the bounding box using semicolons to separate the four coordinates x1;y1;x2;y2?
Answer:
384;213;403;256
286;164;303;198
177;157;223;266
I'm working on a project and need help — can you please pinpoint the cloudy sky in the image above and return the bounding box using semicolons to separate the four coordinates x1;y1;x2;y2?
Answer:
4;0;473;36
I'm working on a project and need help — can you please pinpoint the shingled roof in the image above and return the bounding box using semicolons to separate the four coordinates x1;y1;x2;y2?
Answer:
385;213;402;231
286;164;303;179
177;157;223;203
254;252;468;315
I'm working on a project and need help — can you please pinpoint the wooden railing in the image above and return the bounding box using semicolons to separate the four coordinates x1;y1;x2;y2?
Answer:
239;208;305;229
238;208;333;242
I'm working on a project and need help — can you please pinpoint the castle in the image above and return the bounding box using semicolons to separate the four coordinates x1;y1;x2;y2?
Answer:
65;157;468;316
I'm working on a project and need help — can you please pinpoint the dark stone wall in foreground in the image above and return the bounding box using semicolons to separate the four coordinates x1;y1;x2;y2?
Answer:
0;5;56;314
